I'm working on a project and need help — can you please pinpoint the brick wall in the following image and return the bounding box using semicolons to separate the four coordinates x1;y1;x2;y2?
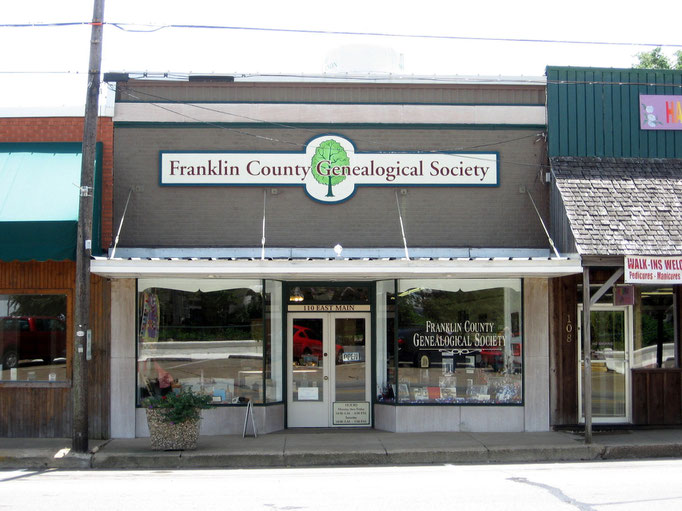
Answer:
0;117;114;249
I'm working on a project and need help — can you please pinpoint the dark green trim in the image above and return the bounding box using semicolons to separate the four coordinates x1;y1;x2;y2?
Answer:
117;99;545;108
370;281;377;428
393;280;399;404
93;142;103;257
281;281;287;424
0;220;77;261
135;279;140;406
262;279;267;405
114;122;546;131
0;142;82;153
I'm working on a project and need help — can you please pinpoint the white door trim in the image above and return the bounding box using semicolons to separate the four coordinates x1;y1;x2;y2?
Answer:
578;304;633;424
287;312;371;428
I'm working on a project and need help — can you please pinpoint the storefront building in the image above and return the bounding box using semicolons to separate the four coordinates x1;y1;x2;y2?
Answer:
94;75;581;437
0;116;113;437
547;67;682;427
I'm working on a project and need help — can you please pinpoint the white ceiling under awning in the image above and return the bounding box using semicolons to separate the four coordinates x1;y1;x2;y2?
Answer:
91;256;582;280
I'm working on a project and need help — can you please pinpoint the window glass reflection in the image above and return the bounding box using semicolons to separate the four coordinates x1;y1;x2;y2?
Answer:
292;318;324;402
634;286;675;368
288;286;369;303
0;294;68;382
137;281;265;405
394;279;523;405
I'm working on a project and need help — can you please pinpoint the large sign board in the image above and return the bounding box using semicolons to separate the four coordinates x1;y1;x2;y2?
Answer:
640;95;682;130
625;255;682;284
160;134;498;204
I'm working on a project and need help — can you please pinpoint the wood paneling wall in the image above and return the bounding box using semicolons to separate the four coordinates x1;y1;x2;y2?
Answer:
549;274;579;425
0;261;110;438
632;369;682;425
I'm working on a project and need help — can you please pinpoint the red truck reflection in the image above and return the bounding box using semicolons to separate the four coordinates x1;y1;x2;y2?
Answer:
292;325;344;364
0;316;66;368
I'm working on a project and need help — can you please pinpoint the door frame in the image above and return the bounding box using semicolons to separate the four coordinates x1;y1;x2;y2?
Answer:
286;311;372;428
578;304;633;424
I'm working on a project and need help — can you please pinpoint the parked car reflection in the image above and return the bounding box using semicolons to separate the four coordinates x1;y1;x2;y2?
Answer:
0;316;66;368
292;324;344;364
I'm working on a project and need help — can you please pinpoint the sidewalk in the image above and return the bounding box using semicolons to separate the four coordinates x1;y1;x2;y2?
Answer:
2;428;682;470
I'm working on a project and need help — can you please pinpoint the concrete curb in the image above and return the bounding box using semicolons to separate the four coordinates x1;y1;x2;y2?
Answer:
3;431;682;470
0;453;91;470
600;443;682;460
87;445;676;470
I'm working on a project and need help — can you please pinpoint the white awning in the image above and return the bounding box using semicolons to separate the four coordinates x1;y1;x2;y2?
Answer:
91;255;582;280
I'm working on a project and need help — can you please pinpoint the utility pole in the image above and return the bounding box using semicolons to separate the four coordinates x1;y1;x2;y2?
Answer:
73;0;105;454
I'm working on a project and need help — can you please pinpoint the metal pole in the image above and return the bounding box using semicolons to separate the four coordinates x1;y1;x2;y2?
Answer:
73;0;105;454
582;267;592;444
395;190;410;260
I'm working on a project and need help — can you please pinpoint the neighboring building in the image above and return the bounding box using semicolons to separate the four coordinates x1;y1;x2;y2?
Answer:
0;117;113;437
547;67;682;427
95;74;581;437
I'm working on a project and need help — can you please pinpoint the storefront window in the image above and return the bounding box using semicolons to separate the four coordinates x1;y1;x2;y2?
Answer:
137;279;266;405
395;279;523;405
0;294;68;382
376;281;396;403
634;286;675;368
264;280;283;402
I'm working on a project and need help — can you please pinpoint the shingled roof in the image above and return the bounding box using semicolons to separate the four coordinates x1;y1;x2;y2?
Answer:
551;157;682;256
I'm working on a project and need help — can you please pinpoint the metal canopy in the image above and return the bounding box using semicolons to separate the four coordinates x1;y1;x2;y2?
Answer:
90;254;582;280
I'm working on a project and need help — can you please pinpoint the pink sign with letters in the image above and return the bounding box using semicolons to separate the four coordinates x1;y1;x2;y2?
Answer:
640;95;682;130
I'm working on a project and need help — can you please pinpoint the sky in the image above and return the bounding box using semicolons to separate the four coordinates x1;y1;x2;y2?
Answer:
1;0;680;114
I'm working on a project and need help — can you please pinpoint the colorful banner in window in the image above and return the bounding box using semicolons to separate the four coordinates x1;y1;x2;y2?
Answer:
640;95;682;130
625;255;682;284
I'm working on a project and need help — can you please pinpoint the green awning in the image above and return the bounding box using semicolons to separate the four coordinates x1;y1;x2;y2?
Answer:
0;143;102;262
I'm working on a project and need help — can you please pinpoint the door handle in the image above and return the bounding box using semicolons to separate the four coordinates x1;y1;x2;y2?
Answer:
323;376;328;380
324;352;328;357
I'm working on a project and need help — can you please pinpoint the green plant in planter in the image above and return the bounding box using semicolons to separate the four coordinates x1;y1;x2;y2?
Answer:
143;389;214;424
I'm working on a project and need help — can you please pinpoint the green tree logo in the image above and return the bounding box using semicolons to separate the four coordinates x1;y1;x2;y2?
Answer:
311;139;349;197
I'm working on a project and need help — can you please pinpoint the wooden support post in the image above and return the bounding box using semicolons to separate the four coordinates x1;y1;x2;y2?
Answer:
73;0;105;454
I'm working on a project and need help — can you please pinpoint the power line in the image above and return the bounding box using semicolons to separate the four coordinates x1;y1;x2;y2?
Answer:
1;72;681;90
1;21;682;49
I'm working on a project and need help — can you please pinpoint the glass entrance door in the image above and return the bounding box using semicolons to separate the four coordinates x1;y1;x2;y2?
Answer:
579;305;631;423
287;313;371;427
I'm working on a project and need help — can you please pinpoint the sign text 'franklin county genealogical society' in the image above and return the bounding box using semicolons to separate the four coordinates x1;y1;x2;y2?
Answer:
160;135;498;203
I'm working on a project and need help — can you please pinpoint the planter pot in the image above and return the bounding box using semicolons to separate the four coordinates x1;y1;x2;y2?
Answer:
146;408;201;451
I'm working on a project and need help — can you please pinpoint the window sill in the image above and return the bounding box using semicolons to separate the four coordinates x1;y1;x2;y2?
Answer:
0;380;71;388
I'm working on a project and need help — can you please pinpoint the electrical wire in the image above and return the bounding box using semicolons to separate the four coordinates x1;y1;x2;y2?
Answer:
2;21;681;49
120;85;547;165
1;70;680;92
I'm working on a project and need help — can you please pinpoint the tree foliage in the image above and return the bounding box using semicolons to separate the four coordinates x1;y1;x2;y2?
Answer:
634;47;682;70
7;294;66;317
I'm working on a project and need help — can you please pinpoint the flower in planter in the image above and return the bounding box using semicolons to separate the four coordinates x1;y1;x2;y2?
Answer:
143;388;214;424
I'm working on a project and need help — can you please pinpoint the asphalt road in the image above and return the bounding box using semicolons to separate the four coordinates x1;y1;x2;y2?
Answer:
1;459;681;510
